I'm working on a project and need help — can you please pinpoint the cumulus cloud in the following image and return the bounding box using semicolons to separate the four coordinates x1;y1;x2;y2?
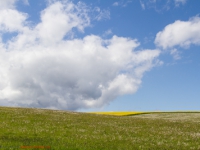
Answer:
0;9;27;32
0;0;17;9
0;0;161;110
155;16;200;49
36;1;90;44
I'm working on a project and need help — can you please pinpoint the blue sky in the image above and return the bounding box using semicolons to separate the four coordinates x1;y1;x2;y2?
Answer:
0;0;200;111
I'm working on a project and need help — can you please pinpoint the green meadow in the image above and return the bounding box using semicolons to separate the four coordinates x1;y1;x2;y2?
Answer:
0;106;200;150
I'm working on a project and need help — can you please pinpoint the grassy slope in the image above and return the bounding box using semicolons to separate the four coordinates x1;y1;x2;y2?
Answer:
0;107;200;150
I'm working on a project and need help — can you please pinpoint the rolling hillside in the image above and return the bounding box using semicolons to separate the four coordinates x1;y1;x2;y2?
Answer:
0;107;200;149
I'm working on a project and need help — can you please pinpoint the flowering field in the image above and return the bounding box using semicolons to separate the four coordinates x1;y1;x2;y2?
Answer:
90;111;146;116
90;111;200;116
0;107;200;149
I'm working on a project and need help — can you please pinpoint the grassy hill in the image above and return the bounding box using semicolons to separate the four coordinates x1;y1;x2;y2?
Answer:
0;107;200;149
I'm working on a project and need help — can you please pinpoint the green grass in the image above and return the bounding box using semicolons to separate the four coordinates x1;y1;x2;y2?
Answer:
0;107;200;149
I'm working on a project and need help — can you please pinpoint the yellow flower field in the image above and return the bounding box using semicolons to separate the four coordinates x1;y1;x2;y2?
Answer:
90;111;146;116
90;111;200;116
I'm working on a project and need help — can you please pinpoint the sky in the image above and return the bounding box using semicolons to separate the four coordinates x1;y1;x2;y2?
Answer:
0;0;200;112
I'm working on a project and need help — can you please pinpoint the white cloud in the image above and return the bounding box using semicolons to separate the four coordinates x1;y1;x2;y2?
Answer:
122;0;132;7
140;0;145;10
35;1;90;44
0;9;27;32
140;0;187;11
174;0;187;6
170;49;181;60
0;0;30;9
0;0;161;110
0;0;17;9
94;7;110;21
113;2;119;6
155;16;200;49
103;29;112;37
112;1;132;7
22;0;29;5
